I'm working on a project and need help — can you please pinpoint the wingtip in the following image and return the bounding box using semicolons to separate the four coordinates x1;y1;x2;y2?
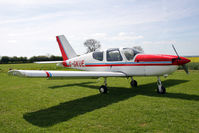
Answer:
8;70;26;77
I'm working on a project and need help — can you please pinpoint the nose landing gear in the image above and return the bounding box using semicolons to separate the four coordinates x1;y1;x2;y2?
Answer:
157;76;166;94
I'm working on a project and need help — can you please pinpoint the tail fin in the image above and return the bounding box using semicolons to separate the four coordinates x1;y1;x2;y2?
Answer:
56;35;77;60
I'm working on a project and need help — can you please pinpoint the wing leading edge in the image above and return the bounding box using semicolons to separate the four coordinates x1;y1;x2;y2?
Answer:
8;70;126;78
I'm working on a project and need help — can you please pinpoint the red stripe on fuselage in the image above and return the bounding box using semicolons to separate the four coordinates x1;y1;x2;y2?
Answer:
56;36;68;60
45;71;50;77
62;63;174;68
85;63;173;67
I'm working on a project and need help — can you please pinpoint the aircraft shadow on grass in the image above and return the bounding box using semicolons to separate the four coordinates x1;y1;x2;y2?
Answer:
23;79;199;127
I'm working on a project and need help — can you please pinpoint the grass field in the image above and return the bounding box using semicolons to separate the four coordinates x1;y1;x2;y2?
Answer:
187;57;199;62
179;62;199;70
0;64;199;133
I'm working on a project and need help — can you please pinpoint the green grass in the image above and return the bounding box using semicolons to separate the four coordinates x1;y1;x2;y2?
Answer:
178;62;199;70
187;62;199;70
187;57;199;63
0;64;199;133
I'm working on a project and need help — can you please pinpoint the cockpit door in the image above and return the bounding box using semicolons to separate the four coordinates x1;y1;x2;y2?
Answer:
106;48;123;71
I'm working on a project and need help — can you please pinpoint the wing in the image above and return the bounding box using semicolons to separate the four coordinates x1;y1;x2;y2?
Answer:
8;70;126;78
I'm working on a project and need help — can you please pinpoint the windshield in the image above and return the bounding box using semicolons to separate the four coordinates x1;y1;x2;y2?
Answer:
122;48;141;61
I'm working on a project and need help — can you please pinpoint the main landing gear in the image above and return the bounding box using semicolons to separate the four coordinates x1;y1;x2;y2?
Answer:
157;76;166;94
99;77;138;94
99;77;108;94
130;77;138;88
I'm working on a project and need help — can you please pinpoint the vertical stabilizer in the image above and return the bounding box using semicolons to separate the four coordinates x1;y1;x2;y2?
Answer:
56;35;77;60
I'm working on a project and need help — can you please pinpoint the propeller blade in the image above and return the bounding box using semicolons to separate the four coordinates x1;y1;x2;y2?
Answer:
172;45;189;74
172;44;181;60
182;64;189;74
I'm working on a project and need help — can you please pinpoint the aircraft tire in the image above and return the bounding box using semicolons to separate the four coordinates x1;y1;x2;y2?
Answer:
130;80;138;88
157;86;166;94
99;85;108;94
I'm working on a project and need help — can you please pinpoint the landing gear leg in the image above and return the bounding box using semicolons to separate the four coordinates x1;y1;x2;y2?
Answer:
157;76;166;94
99;77;108;94
130;77;138;88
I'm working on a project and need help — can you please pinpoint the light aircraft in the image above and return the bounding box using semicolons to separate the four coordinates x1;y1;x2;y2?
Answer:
9;35;190;94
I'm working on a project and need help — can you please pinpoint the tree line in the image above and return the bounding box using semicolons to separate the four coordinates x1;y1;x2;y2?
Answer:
0;55;63;64
0;38;99;64
1;38;144;64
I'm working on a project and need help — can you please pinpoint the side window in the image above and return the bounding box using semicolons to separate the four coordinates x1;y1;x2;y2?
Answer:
93;52;103;61
107;49;123;61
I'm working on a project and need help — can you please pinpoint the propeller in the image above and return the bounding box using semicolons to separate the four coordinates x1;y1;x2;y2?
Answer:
182;64;189;74
172;44;189;74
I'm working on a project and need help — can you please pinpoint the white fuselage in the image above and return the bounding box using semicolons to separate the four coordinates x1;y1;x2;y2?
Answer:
61;49;179;77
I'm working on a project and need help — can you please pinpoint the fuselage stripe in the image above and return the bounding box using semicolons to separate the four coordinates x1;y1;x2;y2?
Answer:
63;61;175;67
46;71;50;77
85;61;172;65
48;72;52;77
45;71;52;77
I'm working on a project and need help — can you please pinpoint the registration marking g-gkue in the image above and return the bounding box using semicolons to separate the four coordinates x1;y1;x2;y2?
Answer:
69;60;85;67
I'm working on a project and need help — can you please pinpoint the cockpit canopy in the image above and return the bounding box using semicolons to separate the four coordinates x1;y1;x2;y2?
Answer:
92;47;142;61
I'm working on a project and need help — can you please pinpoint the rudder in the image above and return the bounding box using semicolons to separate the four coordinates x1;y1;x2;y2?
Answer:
56;35;77;60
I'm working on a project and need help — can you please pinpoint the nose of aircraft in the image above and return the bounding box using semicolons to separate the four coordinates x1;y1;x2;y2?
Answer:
134;54;191;66
173;56;191;65
134;54;191;74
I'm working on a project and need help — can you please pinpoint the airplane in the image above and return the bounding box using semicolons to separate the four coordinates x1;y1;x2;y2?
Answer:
8;35;190;94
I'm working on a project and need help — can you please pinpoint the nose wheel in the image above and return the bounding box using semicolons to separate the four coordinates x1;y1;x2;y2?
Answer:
99;77;108;94
157;76;166;94
130;77;138;88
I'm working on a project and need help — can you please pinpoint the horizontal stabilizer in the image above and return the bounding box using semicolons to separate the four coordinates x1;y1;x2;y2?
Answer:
34;61;64;64
8;70;126;78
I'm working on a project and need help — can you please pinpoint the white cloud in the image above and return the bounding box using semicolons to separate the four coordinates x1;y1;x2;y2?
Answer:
85;32;143;41
7;40;17;44
0;0;78;6
111;32;144;41
143;40;176;45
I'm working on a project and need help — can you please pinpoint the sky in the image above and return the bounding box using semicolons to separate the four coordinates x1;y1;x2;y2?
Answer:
0;0;199;57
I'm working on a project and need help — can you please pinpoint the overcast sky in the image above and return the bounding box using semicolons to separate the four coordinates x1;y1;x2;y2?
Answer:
0;0;199;57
